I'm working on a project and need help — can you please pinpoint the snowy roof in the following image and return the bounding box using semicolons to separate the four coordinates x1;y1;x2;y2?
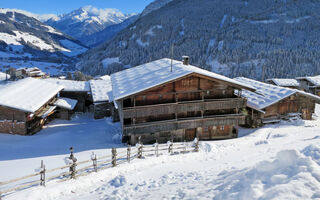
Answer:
44;78;90;92
234;77;320;110
89;79;112;102
0;72;9;81
111;58;255;101
0;78;63;113
53;97;78;110
297;75;320;86
267;78;300;87
95;74;111;81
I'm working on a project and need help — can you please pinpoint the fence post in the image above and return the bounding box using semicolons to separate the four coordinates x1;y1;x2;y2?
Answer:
138;144;143;159
168;140;173;154
112;148;117;167
91;152;97;172
40;160;46;186
69;147;77;179
155;140;159;157
183;140;187;153
194;137;199;152
127;144;131;163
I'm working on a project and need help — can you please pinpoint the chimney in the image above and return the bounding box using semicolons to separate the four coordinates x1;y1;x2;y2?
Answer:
182;56;189;65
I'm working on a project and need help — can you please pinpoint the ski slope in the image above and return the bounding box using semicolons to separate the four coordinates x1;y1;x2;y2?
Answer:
2;107;320;200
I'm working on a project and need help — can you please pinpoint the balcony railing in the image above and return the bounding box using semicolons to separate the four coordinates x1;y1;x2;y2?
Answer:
123;98;246;118
123;114;245;135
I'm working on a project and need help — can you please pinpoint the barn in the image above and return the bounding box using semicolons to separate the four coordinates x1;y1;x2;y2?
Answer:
234;77;320;127
111;58;256;144
296;76;320;95
266;78;300;89
89;77;112;119
0;78;63;135
44;78;92;112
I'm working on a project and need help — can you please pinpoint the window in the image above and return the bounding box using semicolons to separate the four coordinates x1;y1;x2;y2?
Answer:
220;125;225;131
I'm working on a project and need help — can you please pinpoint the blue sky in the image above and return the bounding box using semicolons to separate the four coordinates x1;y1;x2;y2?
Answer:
1;0;154;14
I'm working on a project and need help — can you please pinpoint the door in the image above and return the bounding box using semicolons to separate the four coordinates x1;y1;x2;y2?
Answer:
185;128;196;141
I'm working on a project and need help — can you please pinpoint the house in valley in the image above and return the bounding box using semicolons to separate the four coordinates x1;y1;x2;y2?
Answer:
44;78;91;112
266;78;300;89
0;78;63;135
110;58;256;144
234;77;320;127
16;67;47;79
296;76;320;95
89;77;113;119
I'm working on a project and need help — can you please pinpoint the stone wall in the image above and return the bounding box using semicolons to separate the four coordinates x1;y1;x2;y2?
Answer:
0;120;26;135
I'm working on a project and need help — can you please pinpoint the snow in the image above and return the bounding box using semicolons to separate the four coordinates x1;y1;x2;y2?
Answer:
297;75;320;86
145;25;163;36
0;71;9;81
234;77;320;110
267;78;300;87
0;78;63;113
249;19;279;24
218;40;224;51
3;111;320;199
59;40;88;57
53;97;78;110
89;79;112;103
111;58;255;101
285;16;311;24
220;14;227;28
179;18;185;36
0;8;58;22
44;78;90;92
102;57;120;68
42;25;63;35
136;38;149;47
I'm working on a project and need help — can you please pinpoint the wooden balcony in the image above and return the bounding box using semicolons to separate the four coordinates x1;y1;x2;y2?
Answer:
123;98;246;119
123;114;245;135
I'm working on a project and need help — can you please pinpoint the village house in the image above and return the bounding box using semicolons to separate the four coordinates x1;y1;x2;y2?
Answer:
53;97;78;120
296;75;320;95
234;77;320;127
15;67;48;79
266;78;300;89
89;76;113;119
44;78;92;112
110;58;256;144
0;78;63;135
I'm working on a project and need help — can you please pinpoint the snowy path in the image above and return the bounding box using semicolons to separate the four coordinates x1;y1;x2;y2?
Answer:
2;111;320;199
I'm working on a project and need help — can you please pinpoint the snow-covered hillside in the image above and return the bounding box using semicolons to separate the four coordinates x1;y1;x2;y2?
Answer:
2;107;320;199
45;6;135;45
78;0;320;78
0;9;88;74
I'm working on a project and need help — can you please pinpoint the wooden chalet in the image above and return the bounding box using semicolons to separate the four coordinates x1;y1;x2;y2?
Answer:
0;78;63;135
266;78;300;89
110;58;256;144
16;67;47;79
53;97;78;120
89;77;112;119
296;76;320;95
44;79;92;112
235;77;320;127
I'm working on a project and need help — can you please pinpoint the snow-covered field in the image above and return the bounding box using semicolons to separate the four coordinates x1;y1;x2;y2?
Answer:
1;108;320;199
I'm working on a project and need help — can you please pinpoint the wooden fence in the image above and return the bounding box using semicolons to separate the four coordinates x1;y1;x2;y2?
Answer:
0;138;199;199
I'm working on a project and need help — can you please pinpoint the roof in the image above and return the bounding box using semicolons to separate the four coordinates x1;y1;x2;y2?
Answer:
95;74;111;81
53;97;78;110
0;78;63;113
234;77;320;110
89;79;112;103
44;78;90;92
0;72;9;81
111;58;255;101
267;78;300;87
297;75;320;86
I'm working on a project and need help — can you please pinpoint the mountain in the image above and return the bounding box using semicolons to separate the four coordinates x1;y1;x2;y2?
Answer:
82;15;139;47
0;9;88;75
140;0;173;17
77;0;320;80
45;6;135;45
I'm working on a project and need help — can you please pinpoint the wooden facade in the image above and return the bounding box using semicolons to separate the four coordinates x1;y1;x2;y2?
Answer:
297;78;320;96
59;91;91;113
116;74;248;144
93;102;112;119
246;94;316;127
0;97;57;135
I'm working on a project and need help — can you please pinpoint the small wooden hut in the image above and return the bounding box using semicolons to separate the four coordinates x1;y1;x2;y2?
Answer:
89;77;112;119
110;58;256;144
296;76;320;95
53;97;78;120
235;77;320;127
0;78;63;135
266;78;300;89
44;78;92;112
